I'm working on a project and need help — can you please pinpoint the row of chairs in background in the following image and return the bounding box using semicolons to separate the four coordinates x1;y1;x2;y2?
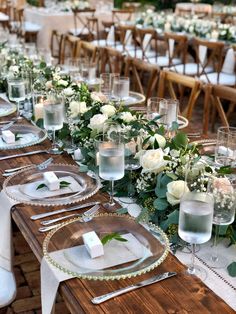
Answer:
50;30;235;135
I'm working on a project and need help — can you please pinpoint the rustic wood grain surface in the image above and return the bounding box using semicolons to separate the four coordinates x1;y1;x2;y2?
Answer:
0;112;234;313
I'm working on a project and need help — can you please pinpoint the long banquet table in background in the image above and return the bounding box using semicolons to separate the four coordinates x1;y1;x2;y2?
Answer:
24;7;112;50
0;98;235;313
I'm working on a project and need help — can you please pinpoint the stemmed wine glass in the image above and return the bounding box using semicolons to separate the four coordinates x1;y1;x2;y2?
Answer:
122;134;142;204
98;136;124;211
203;174;236;268
178;161;214;280
43;93;65;154
7;76;26;120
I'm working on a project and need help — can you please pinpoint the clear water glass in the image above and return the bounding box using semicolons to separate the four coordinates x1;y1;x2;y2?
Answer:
7;77;26;120
147;97;167;122
215;127;236;167
113;77;130;101
43;94;64;154
99;140;124;211
203;175;236;268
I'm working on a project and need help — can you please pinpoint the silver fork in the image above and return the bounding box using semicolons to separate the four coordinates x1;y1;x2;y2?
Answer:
2;158;53;177
0;119;17;131
38;204;100;232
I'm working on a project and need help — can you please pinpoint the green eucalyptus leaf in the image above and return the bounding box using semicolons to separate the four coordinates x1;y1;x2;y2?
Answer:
227;262;236;277
101;232;128;245
155;187;167;199
153;198;169;211
173;132;188;148
36;183;47;190
116;207;128;214
160;210;179;231
60;181;71;188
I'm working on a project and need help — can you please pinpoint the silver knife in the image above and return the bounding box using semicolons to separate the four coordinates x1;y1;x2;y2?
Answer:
91;272;177;304
30;201;100;220
0;150;48;161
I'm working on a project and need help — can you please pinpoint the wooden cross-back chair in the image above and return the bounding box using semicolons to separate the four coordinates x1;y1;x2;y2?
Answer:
203;84;235;134
157;70;202;121
100;46;125;74
76;40;98;63
71;8;96;40
194;38;224;82
112;9;134;24
60;34;81;64
124;57;159;102
0;0;9;29
117;24;136;53
50;30;65;64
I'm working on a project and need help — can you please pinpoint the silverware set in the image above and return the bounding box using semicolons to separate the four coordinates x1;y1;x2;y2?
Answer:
0;149;63;161
2;158;53;176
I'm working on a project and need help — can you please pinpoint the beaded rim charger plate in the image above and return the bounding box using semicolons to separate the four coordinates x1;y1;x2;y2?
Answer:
43;213;170;280
0;102;16;117
0;124;47;150
3;164;101;206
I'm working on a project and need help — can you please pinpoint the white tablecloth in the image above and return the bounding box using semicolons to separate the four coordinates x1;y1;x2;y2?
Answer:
24;7;112;50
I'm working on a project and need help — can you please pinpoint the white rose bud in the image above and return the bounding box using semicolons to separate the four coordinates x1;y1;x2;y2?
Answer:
140;148;167;174
120;112;136;123
149;134;166;148
88;114;108;132
63;87;74;96
45;80;53;89
58;79;68;87
166;181;189;206
100;104;116;117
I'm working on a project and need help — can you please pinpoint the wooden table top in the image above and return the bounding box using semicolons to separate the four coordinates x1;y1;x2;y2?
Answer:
0;115;234;313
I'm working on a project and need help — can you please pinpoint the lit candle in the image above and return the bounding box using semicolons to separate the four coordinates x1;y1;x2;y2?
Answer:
34;97;44;121
96;152;100;166
74;148;83;161
211;30;219;40
164;22;171;32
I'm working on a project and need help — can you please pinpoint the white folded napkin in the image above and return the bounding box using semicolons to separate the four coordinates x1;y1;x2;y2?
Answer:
0;133;39;148
41;233;151;314
0;190;18;308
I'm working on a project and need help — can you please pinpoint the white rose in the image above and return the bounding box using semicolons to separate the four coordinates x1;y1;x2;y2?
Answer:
9;65;19;73
100;104;116;117
149;134;166;148
88;114;108;132
69;101;88;118
63;87;74;96
120;112;136;123
166;181;189;206
58;79;68;87
140;148;167;174
91;92;108;103
45;80;53;89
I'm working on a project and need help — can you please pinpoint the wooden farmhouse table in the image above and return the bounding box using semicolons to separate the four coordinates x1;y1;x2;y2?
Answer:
0;113;234;313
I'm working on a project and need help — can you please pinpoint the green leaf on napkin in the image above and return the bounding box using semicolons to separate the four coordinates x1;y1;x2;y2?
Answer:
59;181;71;188
101;232;128;246
227;262;236;277
36;181;71;190
15;133;23;141
36;183;47;190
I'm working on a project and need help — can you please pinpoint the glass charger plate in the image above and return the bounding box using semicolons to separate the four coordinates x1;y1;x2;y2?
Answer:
43;213;170;280
0;102;16;117
3;164;101;206
0;124;47;150
123;92;146;106
177;115;188;129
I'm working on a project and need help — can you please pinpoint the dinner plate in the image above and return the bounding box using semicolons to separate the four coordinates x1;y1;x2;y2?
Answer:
43;213;170;280
3;164;101;206
0;102;16;117
0;124;47;150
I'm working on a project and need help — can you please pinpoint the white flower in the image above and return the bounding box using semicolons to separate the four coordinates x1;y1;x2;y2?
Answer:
69;101;88;118
58;79;68;87
140;148;167;174
88;114;108;132
166;180;189;206
149;134;166;148
91;92;107;103
63;87;74;96
100;104;116;117
170;149;180;158
9;65;19;73
45;81;53;89
120;112;136;123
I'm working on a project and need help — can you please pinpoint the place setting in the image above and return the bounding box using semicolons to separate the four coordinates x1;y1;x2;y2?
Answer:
0;0;236;312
